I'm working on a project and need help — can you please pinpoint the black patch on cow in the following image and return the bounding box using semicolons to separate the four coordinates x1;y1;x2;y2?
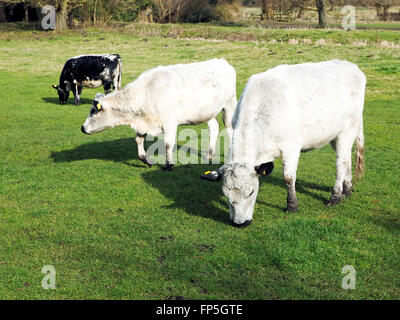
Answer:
90;100;102;116
255;162;274;176
200;170;221;182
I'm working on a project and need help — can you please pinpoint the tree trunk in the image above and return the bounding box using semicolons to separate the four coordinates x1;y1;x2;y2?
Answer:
56;0;69;32
383;5;389;21
297;7;305;19
24;5;29;22
316;0;327;28
93;0;97;26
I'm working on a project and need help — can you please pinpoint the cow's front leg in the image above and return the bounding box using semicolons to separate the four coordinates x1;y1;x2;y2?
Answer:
72;83;81;106
207;118;219;159
282;150;300;212
103;82;112;95
75;85;82;106
135;133;152;167
163;124;177;171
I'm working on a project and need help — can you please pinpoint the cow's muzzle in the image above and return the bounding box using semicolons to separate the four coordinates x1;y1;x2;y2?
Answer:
230;219;252;228
81;125;87;134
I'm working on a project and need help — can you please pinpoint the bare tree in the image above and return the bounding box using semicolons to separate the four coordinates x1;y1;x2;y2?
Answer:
316;0;327;28
153;0;190;23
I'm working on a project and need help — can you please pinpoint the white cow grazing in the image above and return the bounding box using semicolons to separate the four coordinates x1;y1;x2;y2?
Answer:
203;60;366;227
81;59;237;170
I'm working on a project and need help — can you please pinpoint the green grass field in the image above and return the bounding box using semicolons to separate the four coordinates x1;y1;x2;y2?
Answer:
0;24;399;299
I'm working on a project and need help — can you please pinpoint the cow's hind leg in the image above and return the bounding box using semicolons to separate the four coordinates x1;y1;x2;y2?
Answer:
342;159;353;197
282;149;300;212
222;95;236;145
328;135;353;206
207;118;219;159
135;133;152;167
163;123;177;171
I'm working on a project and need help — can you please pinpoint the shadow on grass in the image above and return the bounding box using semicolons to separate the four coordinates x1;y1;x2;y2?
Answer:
260;175;332;205
369;212;400;235
42;97;93;106
141;165;230;225
50;137;332;223
50;137;146;168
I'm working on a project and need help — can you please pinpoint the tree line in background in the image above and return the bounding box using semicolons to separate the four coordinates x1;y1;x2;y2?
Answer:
258;0;400;27
0;0;399;31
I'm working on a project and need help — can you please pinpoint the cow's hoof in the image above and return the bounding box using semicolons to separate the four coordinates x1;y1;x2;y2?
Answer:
162;164;174;171
342;189;352;197
230;219;252;228
285;206;298;213
327;195;342;206
139;156;152;168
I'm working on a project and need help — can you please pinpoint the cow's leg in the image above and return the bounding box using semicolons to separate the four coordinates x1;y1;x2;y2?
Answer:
207;118;219;159
328;135;353;205
282;149;300;212
135;133;152;167
113;74;121;91
72;83;81;106
103;82;112;95
75;85;82;106
163;123;177;171
222;96;236;145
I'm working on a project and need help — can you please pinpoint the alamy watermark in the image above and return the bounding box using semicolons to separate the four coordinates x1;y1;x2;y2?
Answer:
341;265;356;290
42;265;56;290
141;128;231;165
342;5;356;31
41;5;56;30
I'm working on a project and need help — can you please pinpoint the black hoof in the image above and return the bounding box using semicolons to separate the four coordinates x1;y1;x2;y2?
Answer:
327;196;342;206
230;220;252;228
139;156;153;168
342;190;352;197
162;164;174;171
285;206;298;213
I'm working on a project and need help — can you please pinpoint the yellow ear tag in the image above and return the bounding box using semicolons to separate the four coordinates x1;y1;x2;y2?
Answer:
262;170;266;175
205;171;211;175
97;103;102;110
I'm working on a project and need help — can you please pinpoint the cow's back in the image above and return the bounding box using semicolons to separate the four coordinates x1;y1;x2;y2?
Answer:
240;60;366;151
134;59;236;124
62;54;121;83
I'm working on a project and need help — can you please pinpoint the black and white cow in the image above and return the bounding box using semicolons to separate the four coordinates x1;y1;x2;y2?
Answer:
52;54;122;105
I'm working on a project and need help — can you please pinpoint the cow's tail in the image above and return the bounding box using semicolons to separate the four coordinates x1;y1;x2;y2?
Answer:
355;123;365;181
117;58;122;90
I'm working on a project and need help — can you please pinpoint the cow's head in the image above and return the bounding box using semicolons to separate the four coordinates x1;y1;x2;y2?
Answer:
52;84;69;105
81;97;119;135
201;162;274;227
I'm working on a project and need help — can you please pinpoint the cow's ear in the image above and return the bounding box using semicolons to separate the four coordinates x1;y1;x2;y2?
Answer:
200;164;228;182
201;170;221;182
255;162;274;176
52;84;58;90
93;100;103;111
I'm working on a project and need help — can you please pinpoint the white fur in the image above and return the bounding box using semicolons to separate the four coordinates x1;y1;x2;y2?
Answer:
82;58;237;166
222;60;366;225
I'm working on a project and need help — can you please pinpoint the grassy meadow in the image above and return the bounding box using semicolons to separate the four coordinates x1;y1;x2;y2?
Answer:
0;24;399;299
